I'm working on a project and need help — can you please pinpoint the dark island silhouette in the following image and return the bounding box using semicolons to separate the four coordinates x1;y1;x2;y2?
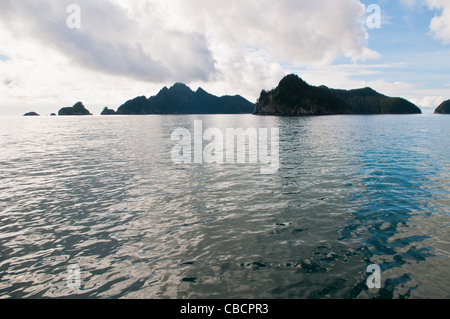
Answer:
59;102;92;116
255;74;422;116
101;107;117;115
435;100;450;114
113;83;254;115
24;112;40;116
45;79;433;116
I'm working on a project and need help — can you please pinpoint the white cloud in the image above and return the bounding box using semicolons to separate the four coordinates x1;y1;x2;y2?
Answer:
410;95;444;111
427;0;450;44
171;0;380;64
398;0;450;44
0;0;385;115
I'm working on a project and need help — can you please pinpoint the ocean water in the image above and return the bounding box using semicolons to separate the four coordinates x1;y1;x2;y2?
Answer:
0;114;449;299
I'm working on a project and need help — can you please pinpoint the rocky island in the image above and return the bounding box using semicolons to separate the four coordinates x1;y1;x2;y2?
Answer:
58;102;92;116
101;107;117;115
23;112;40;116
435;100;450;114
255;74;422;116
116;83;254;115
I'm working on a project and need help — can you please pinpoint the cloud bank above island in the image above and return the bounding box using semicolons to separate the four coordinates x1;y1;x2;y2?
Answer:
0;0;449;115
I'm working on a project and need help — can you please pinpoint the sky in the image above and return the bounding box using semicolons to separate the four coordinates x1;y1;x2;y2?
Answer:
0;0;449;115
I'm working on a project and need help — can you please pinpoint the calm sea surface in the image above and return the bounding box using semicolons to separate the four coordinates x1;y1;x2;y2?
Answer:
0;114;449;299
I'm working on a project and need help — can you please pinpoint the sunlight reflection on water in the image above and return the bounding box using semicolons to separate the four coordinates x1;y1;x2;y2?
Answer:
0;114;448;299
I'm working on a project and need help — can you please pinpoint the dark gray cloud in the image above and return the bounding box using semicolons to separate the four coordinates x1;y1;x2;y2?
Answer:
0;0;217;82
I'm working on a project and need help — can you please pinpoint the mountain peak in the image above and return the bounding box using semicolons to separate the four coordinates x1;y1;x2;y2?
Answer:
348;87;382;97
169;82;193;93
279;74;308;87
196;87;207;94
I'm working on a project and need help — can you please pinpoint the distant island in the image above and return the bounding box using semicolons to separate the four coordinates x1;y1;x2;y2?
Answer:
24;112;40;116
435;100;450;114
255;74;422;116
101;107;117;115
28;78;431;117
113;83;254;115
59;102;92;116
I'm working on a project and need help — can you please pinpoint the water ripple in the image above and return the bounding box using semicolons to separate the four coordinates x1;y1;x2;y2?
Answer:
0;115;449;299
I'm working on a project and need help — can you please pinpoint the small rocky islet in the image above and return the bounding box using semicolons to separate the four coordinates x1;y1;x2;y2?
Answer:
101;107;117;115
23;112;40;116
